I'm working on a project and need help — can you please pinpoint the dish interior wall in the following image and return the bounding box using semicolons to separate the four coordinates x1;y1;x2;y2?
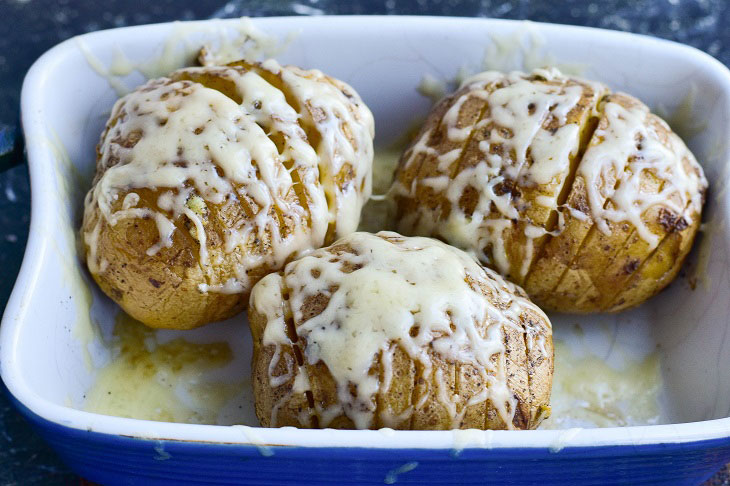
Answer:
16;18;730;426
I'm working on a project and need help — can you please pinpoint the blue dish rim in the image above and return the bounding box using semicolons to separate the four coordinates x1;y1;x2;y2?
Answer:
9;390;730;485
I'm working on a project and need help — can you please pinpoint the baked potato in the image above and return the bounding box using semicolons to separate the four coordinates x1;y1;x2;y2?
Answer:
82;60;374;329
249;231;552;430
390;68;707;313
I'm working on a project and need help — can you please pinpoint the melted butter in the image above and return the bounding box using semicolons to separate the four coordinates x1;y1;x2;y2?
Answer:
233;425;274;456
84;313;247;424
548;427;582;453
540;340;661;429
76;38;131;96
109;46;136;76
196;18;295;68
251;231;551;429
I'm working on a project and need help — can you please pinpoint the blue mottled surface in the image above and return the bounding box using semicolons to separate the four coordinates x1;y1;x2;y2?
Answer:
1;1;730;484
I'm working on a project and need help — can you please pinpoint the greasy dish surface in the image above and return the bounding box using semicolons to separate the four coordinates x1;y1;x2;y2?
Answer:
391;68;707;313
249;231;552;430
81;60;375;329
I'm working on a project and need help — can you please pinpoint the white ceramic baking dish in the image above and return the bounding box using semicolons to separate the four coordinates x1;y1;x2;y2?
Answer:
3;16;730;485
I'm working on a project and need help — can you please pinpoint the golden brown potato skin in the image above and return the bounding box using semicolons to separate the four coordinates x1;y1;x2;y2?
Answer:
249;232;553;430
391;70;706;313
82;61;374;329
524;97;703;312
82;191;249;329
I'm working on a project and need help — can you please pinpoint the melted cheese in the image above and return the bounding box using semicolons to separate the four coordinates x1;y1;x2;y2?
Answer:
392;68;601;278
578;95;706;248
250;231;551;429
83;61;374;293
391;68;707;279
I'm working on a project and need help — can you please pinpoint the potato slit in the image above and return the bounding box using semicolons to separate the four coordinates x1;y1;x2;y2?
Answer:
234;61;330;238
250;67;316;231
454;360;461;428
574;185;667;310
375;350;385;428
542;97;629;299
226;61;320;227
446;99;493;182
172;70;243;104
281;280;317;428
519;315;533;429
545;181;621;299
484;98;571;284
522;113;602;285
181;68;292;254
576;132;695;311
173;69;287;232
289;266;358;429
142;72;280;284
246;63;323;151
392;91;462;230
556;150;670;310
604;196;694;309
173;65;325;242
285;162;314;225
501;328;512;429
408;362;423;430
374;349;386;428
411;93;491;245
482;380;489;431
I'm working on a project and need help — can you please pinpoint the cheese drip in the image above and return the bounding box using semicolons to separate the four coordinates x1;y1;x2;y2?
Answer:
83;60;374;293
251;231;552;430
390;68;706;281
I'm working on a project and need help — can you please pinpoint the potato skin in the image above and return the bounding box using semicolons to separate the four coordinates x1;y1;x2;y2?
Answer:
82;61;374;329
249;232;553;430
391;69;707;313
83;193;245;329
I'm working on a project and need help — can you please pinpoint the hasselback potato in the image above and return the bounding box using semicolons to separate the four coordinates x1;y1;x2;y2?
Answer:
82;60;374;329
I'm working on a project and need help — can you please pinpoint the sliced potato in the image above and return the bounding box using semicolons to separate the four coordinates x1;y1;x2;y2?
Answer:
392;69;707;313
249;232;553;430
82;60;374;329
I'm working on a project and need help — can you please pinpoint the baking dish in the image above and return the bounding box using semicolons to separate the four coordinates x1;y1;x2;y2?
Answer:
4;15;730;485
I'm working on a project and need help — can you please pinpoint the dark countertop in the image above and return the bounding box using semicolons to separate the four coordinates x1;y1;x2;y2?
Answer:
1;1;729;484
